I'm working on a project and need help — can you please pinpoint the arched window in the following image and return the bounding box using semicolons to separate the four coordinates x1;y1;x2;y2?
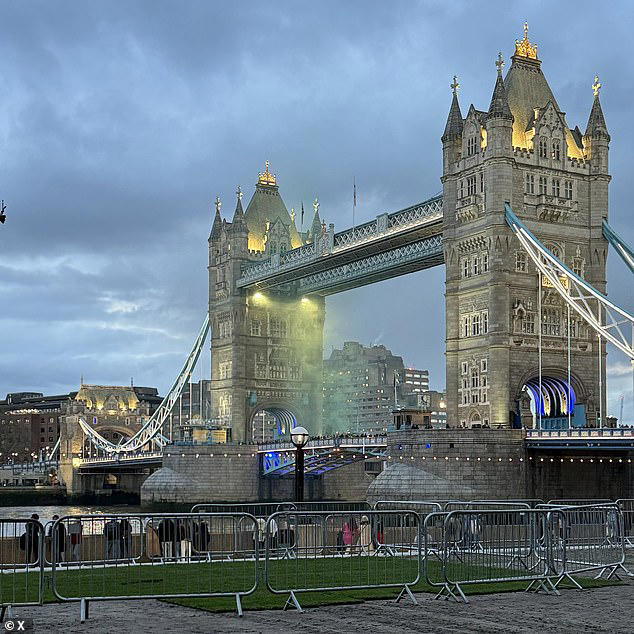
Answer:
538;137;548;158
552;138;561;160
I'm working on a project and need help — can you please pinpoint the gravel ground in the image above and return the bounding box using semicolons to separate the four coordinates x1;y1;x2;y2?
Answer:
15;555;634;633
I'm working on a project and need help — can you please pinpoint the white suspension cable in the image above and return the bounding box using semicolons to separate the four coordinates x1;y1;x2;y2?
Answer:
506;204;634;362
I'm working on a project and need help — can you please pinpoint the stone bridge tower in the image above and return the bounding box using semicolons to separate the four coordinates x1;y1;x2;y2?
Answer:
442;25;609;429
208;164;325;442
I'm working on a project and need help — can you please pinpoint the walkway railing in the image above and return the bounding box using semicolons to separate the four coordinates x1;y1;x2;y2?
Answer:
526;428;634;438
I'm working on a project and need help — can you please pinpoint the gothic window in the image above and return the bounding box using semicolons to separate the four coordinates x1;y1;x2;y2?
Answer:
473;256;481;275
255;364;267;378
471;313;481;336
459;180;465;199
482;311;488;334
522;312;535;334
481;359;488;372
551;179;561;198
525;173;535;194
462;316;470;338
219;361;232;379
481;390;488;403
462;257;471;278
471;368;479;389
250;320;262;336
538;176;547;195
462;393;469;406
482;252;489;272
467;175;476;196
516;251;527;272
467;136;477;156
479;172;484;193
279;320;288;338
471;392;480;404
564;180;573;200
552;138;561;160
289;366;300;380
538;137;548;158
462;378;469;390
270;364;287;380
270;318;280;337
481;374;488;388
542;308;561;336
572;257;585;277
461;362;468;375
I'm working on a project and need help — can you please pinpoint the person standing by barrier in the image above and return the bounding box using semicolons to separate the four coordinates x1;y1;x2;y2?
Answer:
48;514;66;563
119;518;132;559
254;518;267;553
104;518;120;560
68;519;83;561
360;515;374;554
20;514;41;565
343;517;358;554
177;518;192;560
158;518;176;559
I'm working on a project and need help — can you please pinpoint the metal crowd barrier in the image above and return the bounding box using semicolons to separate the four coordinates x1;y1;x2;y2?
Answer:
617;499;634;548
192;502;295;517
424;509;561;602
50;512;258;620
547;498;613;506
0;519;44;621
264;510;421;612
546;504;630;586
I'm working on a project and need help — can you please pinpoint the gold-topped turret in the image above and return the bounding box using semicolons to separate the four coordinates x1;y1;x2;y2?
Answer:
515;21;538;60
257;160;277;186
592;75;601;97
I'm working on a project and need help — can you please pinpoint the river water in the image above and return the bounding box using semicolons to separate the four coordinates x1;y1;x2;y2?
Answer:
0;504;143;526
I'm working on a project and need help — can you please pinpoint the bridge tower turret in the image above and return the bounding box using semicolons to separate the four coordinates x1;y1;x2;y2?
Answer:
443;24;609;429
208;165;325;442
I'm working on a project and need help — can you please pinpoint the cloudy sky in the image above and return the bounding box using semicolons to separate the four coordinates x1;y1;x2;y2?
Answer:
0;1;632;419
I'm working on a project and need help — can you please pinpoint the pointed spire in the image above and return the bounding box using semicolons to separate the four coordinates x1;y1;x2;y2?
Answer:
230;185;247;233
585;75;609;138
310;198;321;238
486;54;513;121
442;75;463;142
210;195;222;240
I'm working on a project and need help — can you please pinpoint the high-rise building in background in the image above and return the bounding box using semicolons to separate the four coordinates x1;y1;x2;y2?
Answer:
323;341;425;434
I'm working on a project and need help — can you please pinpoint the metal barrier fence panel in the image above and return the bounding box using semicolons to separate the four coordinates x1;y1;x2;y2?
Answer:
0;519;44;617
547;499;613;506
617;499;634;548
374;500;442;514
191;503;295;517
264;510;421;611
547;504;629;587
426;510;563;602
50;513;258;618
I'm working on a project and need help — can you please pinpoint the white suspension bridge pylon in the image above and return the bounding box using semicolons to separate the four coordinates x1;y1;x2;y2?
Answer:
78;315;210;456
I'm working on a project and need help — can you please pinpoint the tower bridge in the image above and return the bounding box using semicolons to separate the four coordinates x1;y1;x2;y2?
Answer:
38;25;634;499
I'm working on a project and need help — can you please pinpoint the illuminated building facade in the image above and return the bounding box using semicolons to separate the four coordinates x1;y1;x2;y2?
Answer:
443;25;609;429
208;165;326;442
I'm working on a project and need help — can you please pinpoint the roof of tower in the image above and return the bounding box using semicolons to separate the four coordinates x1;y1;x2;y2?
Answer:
503;23;584;158
585;77;609;139
310;199;322;238
486;55;513;121
243;162;301;251
442;76;463;141
229;186;247;233
209;199;222;241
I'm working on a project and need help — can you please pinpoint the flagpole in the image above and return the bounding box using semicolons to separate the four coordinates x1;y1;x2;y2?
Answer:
353;177;356;230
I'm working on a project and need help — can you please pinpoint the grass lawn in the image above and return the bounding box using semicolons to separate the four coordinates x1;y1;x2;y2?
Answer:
0;556;621;612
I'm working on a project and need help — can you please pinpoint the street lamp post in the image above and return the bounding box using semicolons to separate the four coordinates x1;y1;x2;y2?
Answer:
290;426;309;502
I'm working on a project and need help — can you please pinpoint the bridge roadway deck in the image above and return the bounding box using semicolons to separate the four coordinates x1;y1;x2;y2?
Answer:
21;552;634;633
236;200;444;295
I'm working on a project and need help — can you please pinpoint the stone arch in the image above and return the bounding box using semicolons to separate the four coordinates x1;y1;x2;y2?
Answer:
247;403;302;442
